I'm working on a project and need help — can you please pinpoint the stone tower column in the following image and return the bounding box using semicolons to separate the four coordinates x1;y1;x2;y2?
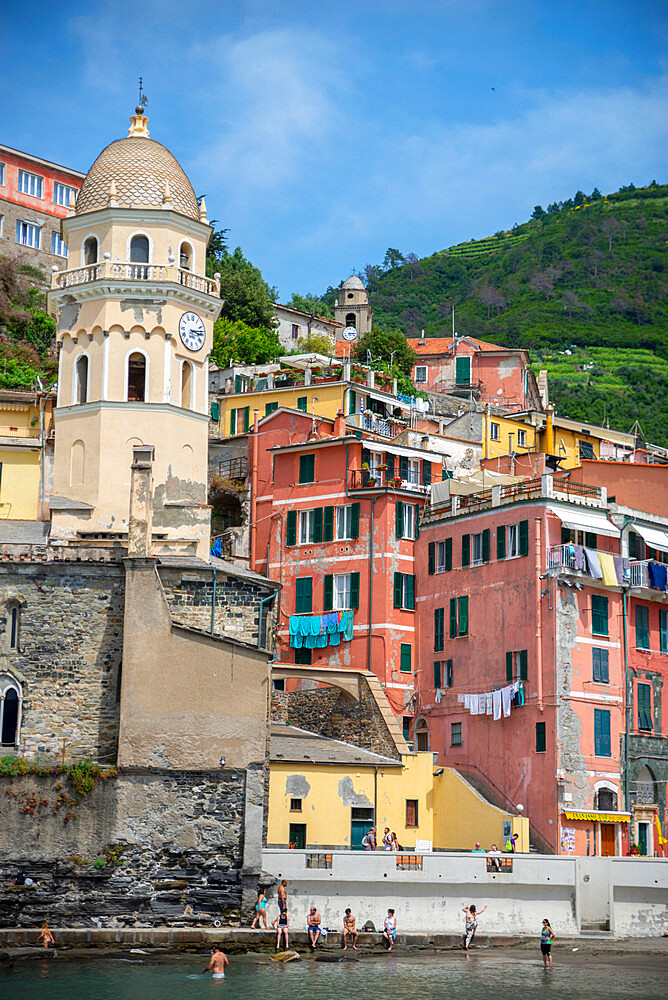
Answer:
128;445;155;557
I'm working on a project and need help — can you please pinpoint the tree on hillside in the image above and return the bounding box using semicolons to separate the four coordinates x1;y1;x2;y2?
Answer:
601;217;621;252
353;326;416;377
382;248;405;270
286;292;333;318
211;318;281;368
404;252;422;280
531;205;546;220
478;284;507;318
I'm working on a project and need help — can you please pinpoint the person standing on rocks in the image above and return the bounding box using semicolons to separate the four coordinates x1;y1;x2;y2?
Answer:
462;903;486;951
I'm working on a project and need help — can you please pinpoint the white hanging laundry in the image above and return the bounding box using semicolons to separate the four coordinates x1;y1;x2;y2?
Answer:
486;692;493;715
435;688;442;704
501;685;513;718
458;693;465;704
492;689;502;720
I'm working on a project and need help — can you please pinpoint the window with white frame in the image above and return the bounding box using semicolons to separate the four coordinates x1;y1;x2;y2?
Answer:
51;231;67;256
403;503;417;539
0;675;21;746
0;215;3;237
16;221;40;248
490;422;500;441
436;539;450;572
0;163;5;186
18;169;43;198
336;504;353;540
415;365;427;383
472;531;485;565
53;182;76;207
299;509;314;544
517;429;526;447
405;458;420;485
291;323;300;340
333;573;351;610
507;523;519;558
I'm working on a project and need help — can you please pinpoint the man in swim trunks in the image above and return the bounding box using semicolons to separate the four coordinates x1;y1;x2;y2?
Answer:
272;879;288;928
343;908;358;950
307;906;322;950
203;943;229;979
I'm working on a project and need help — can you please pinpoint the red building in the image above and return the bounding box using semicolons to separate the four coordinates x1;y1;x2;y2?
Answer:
0;143;84;274
407;335;542;412
415;469;668;856
251;407;443;733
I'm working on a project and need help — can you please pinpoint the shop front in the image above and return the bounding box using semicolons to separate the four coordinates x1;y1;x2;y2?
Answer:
560;809;631;857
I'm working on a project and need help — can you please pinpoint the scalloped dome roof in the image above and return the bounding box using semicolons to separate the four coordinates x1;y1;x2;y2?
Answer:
75;135;200;220
342;275;365;290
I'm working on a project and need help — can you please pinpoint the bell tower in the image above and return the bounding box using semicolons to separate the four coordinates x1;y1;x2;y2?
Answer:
47;105;221;559
334;275;372;344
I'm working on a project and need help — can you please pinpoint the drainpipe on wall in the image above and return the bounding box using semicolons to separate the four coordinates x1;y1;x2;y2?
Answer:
249;410;259;572
535;516;544;712
368;495;379;675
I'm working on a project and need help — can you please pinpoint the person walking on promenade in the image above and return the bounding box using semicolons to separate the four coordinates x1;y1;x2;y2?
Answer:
307;906;322;950
362;827;377;851
382;827;393;850
540;918;555;969
276;908;289;951
37;922;54;949
390;831;399;851
343;908;358;950
251;889;268;929
504;833;519;853
382;909;397;951
462;903;487;950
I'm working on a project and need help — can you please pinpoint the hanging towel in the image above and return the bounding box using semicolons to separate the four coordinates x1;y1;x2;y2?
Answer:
342;610;354;641
316;632;328;648
574;544;585;571
584;548;603;579
501;685;513;718
648;562;668;591
210;537;223;559
518;680;525;707
308;617;321;636
599;552;618;587
323;612;340;633
613;555;629;586
458;694;465;704
435;688;442;704
486;692;493;715
492;689;502;721
329;631;341;646
290;633;303;649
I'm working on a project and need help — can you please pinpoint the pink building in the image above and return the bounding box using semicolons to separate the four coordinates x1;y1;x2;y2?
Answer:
407;335;542;412
416;470;668;856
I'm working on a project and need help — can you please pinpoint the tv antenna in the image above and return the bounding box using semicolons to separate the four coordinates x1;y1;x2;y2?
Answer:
137;77;148;108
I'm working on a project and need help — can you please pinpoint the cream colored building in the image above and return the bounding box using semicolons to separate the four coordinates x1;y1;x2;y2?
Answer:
47;106;221;558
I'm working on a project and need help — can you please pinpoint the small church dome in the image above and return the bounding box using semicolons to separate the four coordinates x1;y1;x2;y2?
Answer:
342;275;365;290
76;134;200;220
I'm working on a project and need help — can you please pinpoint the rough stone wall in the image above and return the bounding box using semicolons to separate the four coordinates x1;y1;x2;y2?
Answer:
0;770;253;927
160;569;274;648
270;685;400;759
626;733;668;823
0;562;124;762
555;587;589;809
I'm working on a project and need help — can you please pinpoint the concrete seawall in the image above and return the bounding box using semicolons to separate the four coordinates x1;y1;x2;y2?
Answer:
262;850;668;939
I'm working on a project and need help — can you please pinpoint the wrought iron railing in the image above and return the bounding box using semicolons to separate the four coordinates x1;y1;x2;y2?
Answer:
629;560;650;588
348;469;427;493
217;456;248;480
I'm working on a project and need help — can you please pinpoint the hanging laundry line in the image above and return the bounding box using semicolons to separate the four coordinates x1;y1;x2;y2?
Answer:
458;681;524;719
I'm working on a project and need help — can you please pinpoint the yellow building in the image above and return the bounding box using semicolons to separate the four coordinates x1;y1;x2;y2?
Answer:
481;409;538;461
0;390;54;520
268;723;526;851
527;407;637;469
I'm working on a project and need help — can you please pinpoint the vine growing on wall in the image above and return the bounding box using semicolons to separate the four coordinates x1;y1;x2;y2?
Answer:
1;755;117;823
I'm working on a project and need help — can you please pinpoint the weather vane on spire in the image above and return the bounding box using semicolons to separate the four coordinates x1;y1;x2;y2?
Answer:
137;76;148;110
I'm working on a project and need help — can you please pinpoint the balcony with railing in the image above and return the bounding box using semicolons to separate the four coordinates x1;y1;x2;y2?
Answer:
0;424;40;440
346;411;407;440
51;261;220;297
217;456;248;481
349;468;428;494
422;473;604;523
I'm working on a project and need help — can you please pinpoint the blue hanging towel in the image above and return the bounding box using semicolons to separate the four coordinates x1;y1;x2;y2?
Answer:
329;632;341;646
648;561;667;591
342;610;354;642
210;538;223;558
316;632;328;648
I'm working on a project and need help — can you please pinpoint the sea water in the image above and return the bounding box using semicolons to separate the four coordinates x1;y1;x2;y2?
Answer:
1;952;665;1000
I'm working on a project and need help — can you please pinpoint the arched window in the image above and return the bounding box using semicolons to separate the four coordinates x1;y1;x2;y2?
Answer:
130;235;150;263
127;353;146;402
0;677;21;747
8;604;19;650
181;360;193;408
596;787;617;811
347;292;354;299
74;354;89;404
179;242;192;270
83;236;98;265
636;765;656;804
414;719;429;752
345;313;356;328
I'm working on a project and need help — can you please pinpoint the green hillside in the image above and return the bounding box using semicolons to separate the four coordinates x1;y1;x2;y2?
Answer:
319;183;668;444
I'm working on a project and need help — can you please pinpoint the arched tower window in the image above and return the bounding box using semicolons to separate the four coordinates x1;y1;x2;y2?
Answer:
130;235;150;263
179;242;192;270
83;236;98;265
345;313;356;328
0;677;21;747
181;360;193;408
8;604;19;650
127;353;147;402
74;354;89;404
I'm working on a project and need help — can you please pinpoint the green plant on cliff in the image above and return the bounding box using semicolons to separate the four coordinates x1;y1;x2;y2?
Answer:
1;755;117;824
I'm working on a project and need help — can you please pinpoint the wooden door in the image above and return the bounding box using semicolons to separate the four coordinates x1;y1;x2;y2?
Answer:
600;823;615;857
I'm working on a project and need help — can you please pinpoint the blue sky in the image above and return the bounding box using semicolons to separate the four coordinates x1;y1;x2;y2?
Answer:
2;1;666;300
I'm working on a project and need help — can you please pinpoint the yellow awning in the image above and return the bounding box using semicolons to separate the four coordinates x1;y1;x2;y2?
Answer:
563;810;630;823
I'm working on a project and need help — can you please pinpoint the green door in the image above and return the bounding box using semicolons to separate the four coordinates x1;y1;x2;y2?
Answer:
351;819;373;851
289;823;306;850
455;356;471;386
638;822;648;856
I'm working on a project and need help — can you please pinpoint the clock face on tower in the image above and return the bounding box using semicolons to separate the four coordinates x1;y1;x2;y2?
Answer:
179;312;206;352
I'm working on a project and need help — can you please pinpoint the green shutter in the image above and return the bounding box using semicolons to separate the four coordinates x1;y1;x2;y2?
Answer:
455;355;470;386
230;408;236;435
449;598;457;638
323;574;333;611
592;595;609;636
395;501;404;539
445;537;452;571
422;461;432;486
400;643;412;673
462;533;470;567
351;502;360;539
350;571;360;610
313;507;323;543
536;722;546;753
286;510;297;546
519;519;529;556
415;505;420;539
386;454;395;478
519;649;528;681
265;401;278;416
234;374;242;392
638;683;653;731
433;660;441;687
661;609;668;654
243;406;250;432
497;525;506;560
506;651;513;682
593;647;609;683
394;572;402;609
458;595;468;635
594;708;611;757
348;389;355;414
211;402;220;421
299;453;315;483
297;396;307;412
482;528;490;563
635;605;650;650
446;659;453;687
399;456;409;480
295;577;313;614
323;506;334;542
428;542;435;575
406;574;415;610
434;608;444;652
585;531;597;549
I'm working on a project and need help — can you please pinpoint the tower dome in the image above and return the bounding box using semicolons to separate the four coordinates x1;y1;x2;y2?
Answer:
342;275;365;290
75;112;200;220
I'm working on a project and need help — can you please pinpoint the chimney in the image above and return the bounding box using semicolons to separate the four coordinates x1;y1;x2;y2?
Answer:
128;445;155;558
419;328;426;344
537;369;549;409
333;409;346;438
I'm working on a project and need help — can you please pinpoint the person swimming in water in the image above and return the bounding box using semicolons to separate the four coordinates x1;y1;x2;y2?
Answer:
203;943;229;979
